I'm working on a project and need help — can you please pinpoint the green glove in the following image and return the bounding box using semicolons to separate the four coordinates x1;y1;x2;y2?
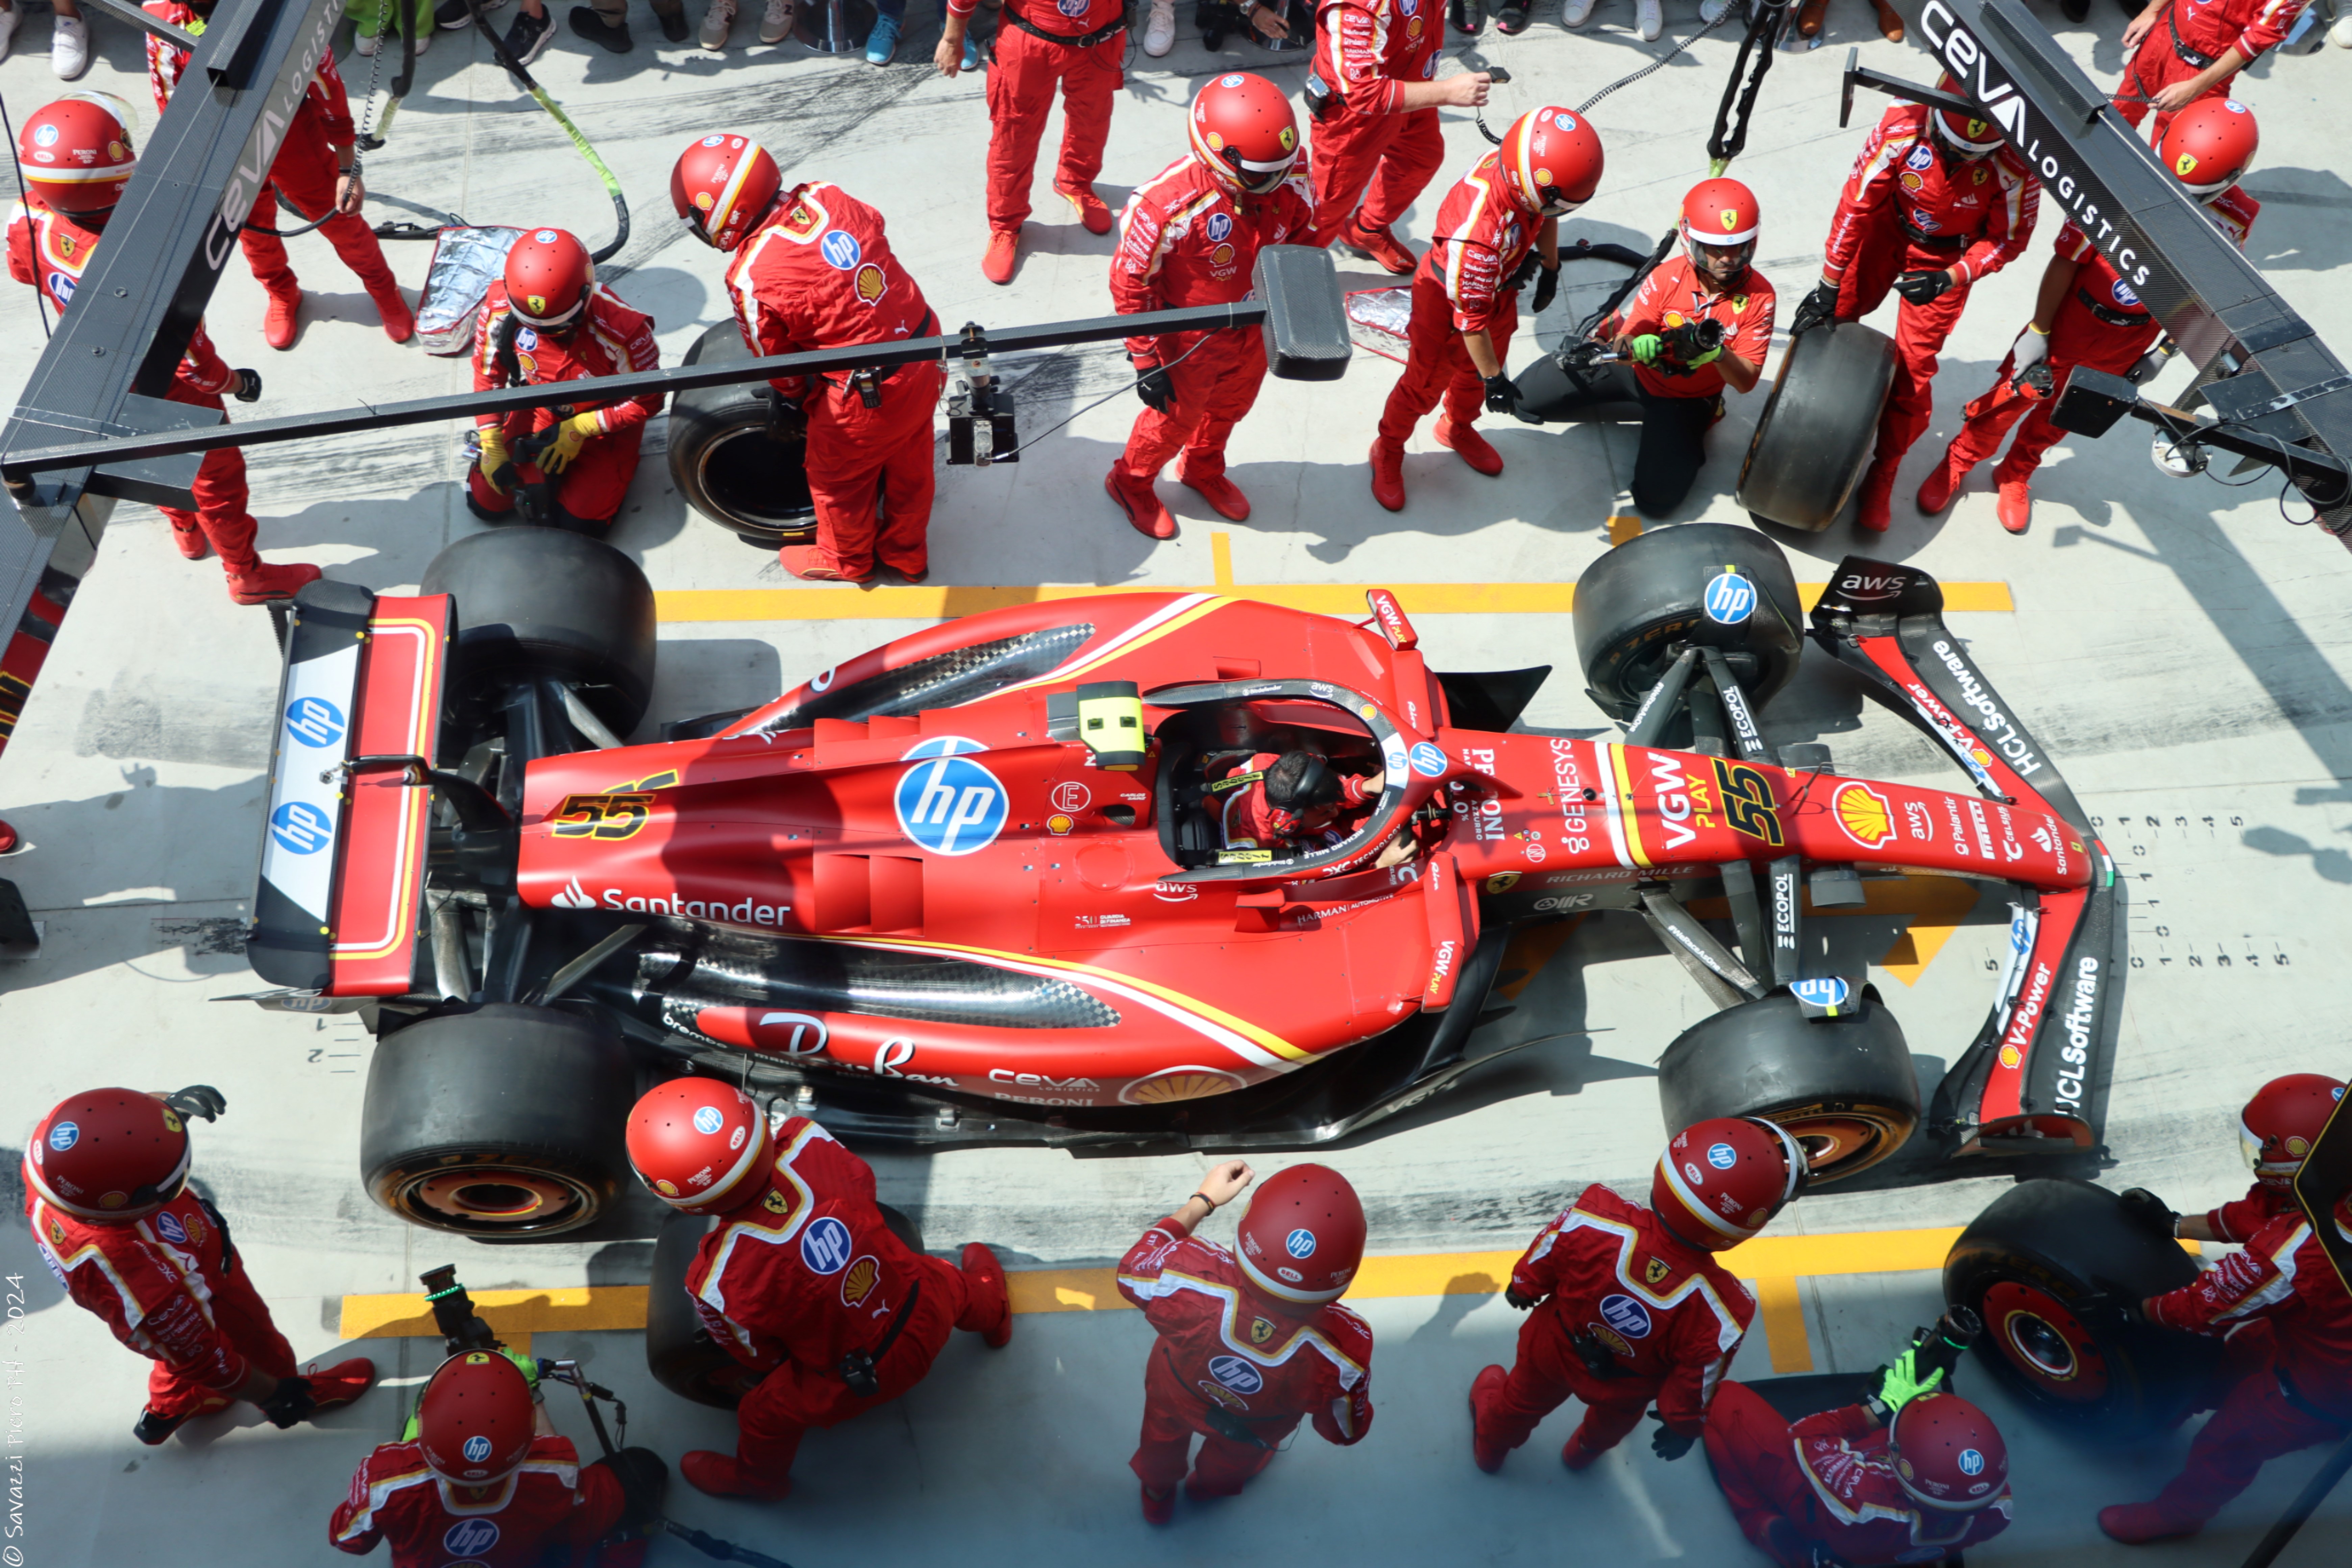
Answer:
1875;1346;1944;1415
401;1411;419;1442
1630;334;1663;365
1684;342;1722;368
502;1348;541;1390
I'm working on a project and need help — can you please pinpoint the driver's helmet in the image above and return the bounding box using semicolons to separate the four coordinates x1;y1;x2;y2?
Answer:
1264;750;1341;811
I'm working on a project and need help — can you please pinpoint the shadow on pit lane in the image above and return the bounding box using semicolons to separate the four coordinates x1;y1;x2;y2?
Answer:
2240;167;2352;274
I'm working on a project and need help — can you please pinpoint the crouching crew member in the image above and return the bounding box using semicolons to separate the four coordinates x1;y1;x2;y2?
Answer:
1116;1161;1376;1523
9;96;320;604
25;1086;374;1445
1514;177;1774;518
626;1081;1012;1501
1104;72;1314;541
1919;100;2260;536
1369;107;1602;512
468;227;662;534
331;1350;667;1566
1469;1118;1804;1472
673;136;946;585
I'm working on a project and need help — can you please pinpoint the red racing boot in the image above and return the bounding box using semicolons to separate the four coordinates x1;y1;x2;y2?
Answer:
1340;217;1416;276
1914;443;1972;514
1559;1417;1610;1471
778;544;874;582
682;1450;792;1502
962;1242;1014;1348
1058;182;1113;235
1854;458;1896;532
169;520;211;560
1140;1483;1175;1525
1469;1365;1508;1473
302;1357;378;1412
1434;414;1502;476
262;281;303;351
1369;438;1406;512
2098;1501;2204;1544
223;560;323;605
367;277;416;344
1173;455;1250;521
1106;465;1177;540
982;228;1020;285
1995;472;2033;535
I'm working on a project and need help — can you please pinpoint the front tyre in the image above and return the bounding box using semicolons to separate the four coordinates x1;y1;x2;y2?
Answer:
1571;521;1804;720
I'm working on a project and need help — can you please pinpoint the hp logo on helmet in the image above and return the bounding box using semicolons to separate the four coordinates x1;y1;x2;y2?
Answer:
1284;1228;1317;1259
460;1435;493;1463
284;696;346;748
1703;572;1756;625
1958;1448;1985;1475
895;754;1008;856
693;1106;725;1135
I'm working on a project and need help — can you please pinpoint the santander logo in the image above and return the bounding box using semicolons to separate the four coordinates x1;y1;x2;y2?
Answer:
552;877;596;910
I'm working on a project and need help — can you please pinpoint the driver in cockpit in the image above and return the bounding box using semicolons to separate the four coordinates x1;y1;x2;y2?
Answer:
1211;750;1383;855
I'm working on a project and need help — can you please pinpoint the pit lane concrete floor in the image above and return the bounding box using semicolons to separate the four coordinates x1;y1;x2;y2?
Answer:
3;0;2351;1561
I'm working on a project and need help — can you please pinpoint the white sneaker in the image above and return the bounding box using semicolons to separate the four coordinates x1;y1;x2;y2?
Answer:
0;7;20;63
356;26;377;51
1559;0;1594;24
1698;0;1733;21
1143;0;1174;52
50;10;87;77
2333;10;2352;45
758;0;792;39
699;0;733;44
1634;0;1660;36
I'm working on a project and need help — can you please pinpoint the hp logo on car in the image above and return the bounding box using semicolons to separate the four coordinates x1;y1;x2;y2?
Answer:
283;696;346;748
1703;572;1756;625
896;752;1008;856
269;801;334;855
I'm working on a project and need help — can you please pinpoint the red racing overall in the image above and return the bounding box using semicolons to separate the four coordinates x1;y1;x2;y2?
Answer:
725;182;946;580
1305;0;1445;246
1377;152;1532;445
1110;157;1315;489
2116;0;2306;142
330;1434;624;1567
1115;1215;1375;1497
468;280;663;527
959;0;1124;237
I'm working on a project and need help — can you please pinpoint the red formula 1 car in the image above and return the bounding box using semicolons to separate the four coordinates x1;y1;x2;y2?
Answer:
243;523;2119;1238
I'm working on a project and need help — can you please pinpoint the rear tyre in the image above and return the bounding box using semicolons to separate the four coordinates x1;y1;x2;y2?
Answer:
359;1004;636;1238
1943;1180;2219;1434
421;527;657;736
667;321;817;547
1657;989;1920;1182
1571;521;1804;720
1735;324;1897;532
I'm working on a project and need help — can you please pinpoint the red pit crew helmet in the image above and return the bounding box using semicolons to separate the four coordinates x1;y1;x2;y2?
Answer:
626;1079;773;1213
2161;98;2260;199
671;132;782;251
1651;1117;1806;1251
1188;72;1299;196
2240;1072;2346;1186
15;92;139;215
1929;78;2005;159
1680;176;1759;287
1497;106;1605;218
416;1351;536;1485
25;1088;191;1222
1235;1163;1366;1306
503;227;594;329
1889;1393;2009;1511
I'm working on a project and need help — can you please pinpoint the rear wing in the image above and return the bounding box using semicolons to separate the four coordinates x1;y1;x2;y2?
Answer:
1809;558;2122;1158
247;581;452;996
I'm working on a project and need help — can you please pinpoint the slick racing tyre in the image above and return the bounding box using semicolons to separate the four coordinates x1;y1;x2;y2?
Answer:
647;1199;927;1408
1943;1179;2219;1434
668;321;817;548
360;1004;637;1238
1572;521;1804;720
422;527;657;737
1656;988;1920;1183
1735;323;1896;532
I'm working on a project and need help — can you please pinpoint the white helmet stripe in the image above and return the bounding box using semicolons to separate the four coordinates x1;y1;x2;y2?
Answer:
1238;1247;1346;1304
713;137;770;234
1658;1153;1753;1241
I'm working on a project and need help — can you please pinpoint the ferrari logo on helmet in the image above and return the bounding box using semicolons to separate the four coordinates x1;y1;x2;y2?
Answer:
526;294;548;315
1278;126;1295;151
1250;1316;1276;1345
160;1109;182;1134
1719;209;1738;231
1645;1257;1670;1285
2177;152;2200;176
465;1352;492;1365
1966;119;1989;138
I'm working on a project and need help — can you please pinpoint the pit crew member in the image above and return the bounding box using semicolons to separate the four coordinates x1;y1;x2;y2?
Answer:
1368;107;1602;513
1468;1118;1804;1472
1703;1351;2013;1565
146;0;414;349
2115;0;2306;143
25;1086;374;1444
1104;73;1315;541
330;1350;667;1567
8;96;322;605
627;1080;1012;1501
1305;0;1492;270
673;137;946;584
467;226;662;534
1115;1161;1376;1524
935;0;1125;286
1513;177;1775;518
1918;100;2260;536
1790;88;2038;532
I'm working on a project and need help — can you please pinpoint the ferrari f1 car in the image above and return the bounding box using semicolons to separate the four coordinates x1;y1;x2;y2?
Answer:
242;522;2120;1237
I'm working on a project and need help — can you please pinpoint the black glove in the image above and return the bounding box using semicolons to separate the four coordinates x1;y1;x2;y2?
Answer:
259;1375;318;1429
1504;1286;1538;1311
1894;268;1955;305
1531;263;1559;316
1483;373;1519;417
1648;1411;1697;1461
1134;362;1174;414
232;369;263;403
2118;1187;2179;1240
1790;278;1840;336
2070;1288;2143;1331
764;392;806;444
162;1085;227;1122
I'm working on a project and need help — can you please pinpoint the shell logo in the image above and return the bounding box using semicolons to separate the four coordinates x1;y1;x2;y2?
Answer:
1832;781;1896;849
1046;813;1075;835
1120;1066;1247;1105
853;263;887;305
1900;171;1924;192
1998;1044;2023;1069
1205;131;1226;152
1663;311;1688;328
840;1255;880;1308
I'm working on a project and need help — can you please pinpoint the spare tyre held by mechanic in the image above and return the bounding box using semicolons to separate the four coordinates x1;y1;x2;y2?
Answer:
1514;177;1774;518
25;1087;374;1446
1919;100;2262;537
1116;1161;1377;1524
1369;106;1601;513
1793;87;2038;532
467;227;662;535
1468;1118;1804;1473
145;0;413;350
2114;0;2305;143
8;96;319;605
330;1350;668;1567
1305;0;1490;269
674;136;946;585
628;1081;1012;1501
1103;72;1315;542
1704;1347;2012;1566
